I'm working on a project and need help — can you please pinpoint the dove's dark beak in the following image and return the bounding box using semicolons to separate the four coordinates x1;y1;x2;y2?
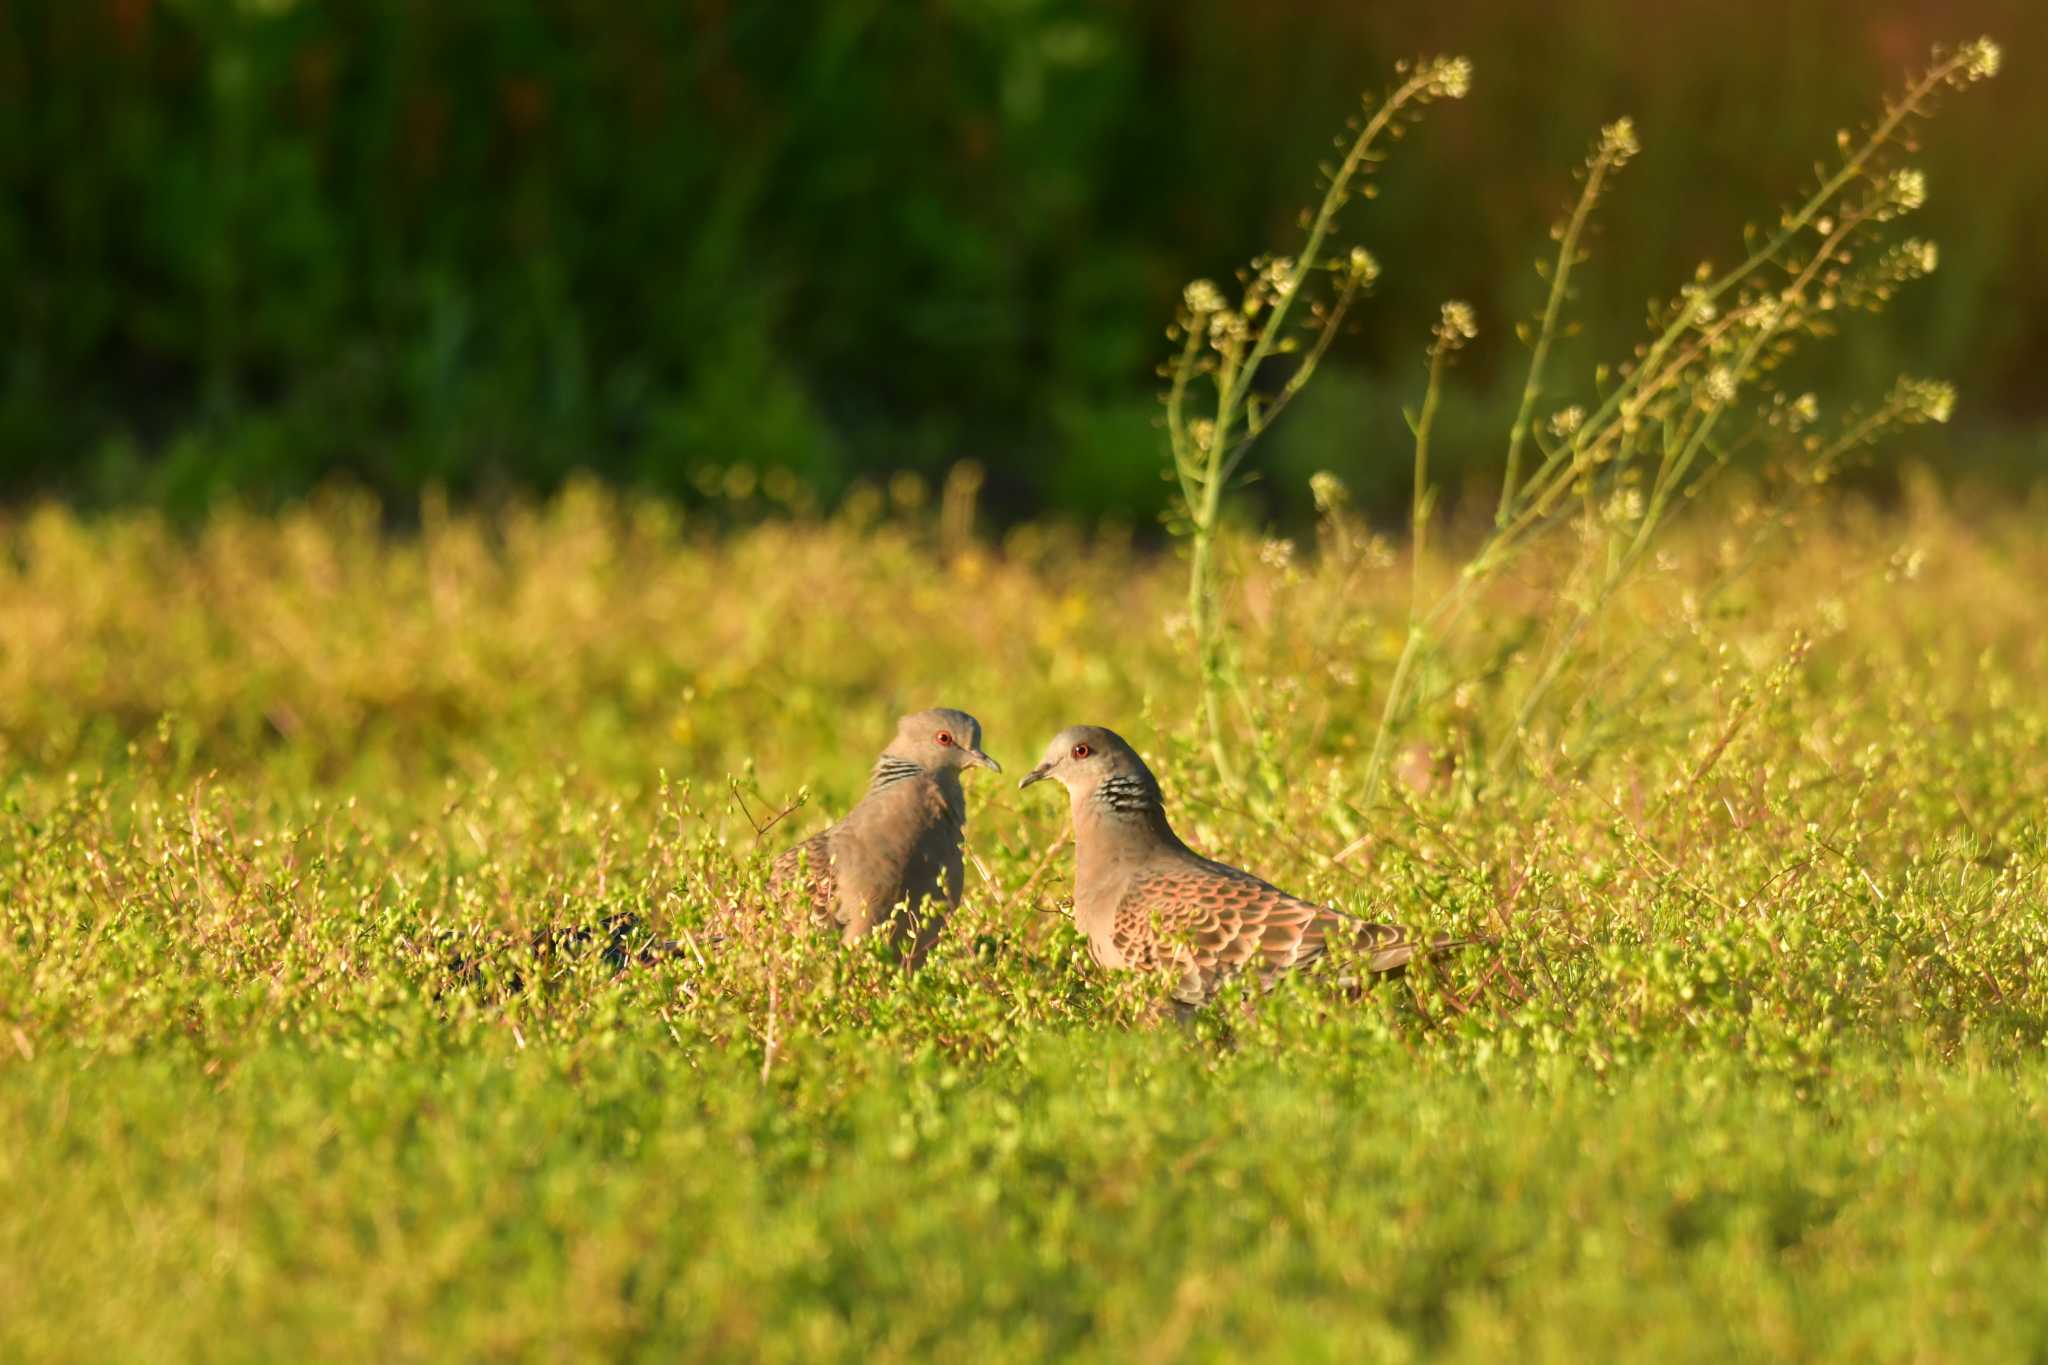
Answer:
1018;762;1053;790
966;748;1002;774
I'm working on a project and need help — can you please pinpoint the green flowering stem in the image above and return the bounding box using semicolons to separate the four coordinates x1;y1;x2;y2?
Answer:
1163;324;1205;513
1499;203;1871;770
1363;41;1998;805
1170;57;1469;790
1211;65;1444;445
1498;43;1983;552
1214;267;1365;487
1357;315;1460;809
1500;121;1637;527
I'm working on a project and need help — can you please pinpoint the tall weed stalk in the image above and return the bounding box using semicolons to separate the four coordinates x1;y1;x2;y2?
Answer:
1159;38;2002;809
1164;57;1474;788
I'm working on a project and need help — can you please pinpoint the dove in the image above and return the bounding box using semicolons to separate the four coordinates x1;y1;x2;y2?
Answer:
770;707;1000;966
1019;725;1468;1004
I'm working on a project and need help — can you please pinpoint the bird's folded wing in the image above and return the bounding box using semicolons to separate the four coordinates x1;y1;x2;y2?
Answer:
1114;868;1326;978
1118;867;1421;982
770;830;838;921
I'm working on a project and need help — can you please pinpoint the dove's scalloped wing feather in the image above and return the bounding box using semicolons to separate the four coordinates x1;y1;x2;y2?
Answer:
770;828;840;925
1112;858;1413;1002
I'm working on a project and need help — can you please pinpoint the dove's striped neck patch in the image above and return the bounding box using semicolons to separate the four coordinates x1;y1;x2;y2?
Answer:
867;756;928;791
1093;774;1162;816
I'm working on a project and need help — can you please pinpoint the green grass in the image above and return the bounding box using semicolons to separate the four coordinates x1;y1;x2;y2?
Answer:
2;482;2046;1361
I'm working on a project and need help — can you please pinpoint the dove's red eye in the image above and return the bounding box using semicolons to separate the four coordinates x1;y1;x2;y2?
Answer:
1071;743;1091;760
936;731;954;746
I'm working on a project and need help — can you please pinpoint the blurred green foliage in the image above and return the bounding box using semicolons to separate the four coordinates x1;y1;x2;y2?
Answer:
1;0;2041;519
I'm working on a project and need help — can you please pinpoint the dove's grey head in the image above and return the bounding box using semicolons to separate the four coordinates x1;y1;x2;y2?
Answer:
1018;725;1161;815
880;707;1001;776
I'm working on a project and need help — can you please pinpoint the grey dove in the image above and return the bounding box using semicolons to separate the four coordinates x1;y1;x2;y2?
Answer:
1020;725;1468;1004
771;707;1000;966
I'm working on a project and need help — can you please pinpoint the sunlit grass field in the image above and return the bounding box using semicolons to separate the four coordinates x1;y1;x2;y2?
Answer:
3;477;2045;1361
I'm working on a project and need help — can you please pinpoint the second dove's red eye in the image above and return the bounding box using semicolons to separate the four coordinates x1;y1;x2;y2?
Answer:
936;732;954;746
1071;743;1091;760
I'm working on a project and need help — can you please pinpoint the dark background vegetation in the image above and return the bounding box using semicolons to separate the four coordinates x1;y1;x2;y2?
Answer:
3;0;2041;523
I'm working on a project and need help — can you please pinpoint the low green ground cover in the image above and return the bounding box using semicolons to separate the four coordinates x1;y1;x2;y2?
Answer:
2;488;2043;1360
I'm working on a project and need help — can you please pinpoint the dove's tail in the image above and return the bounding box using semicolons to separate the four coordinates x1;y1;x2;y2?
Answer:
1364;934;1492;975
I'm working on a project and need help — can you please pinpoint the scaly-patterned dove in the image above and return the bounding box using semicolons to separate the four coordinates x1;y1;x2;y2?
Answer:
1020;725;1469;1004
771;707;1000;965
